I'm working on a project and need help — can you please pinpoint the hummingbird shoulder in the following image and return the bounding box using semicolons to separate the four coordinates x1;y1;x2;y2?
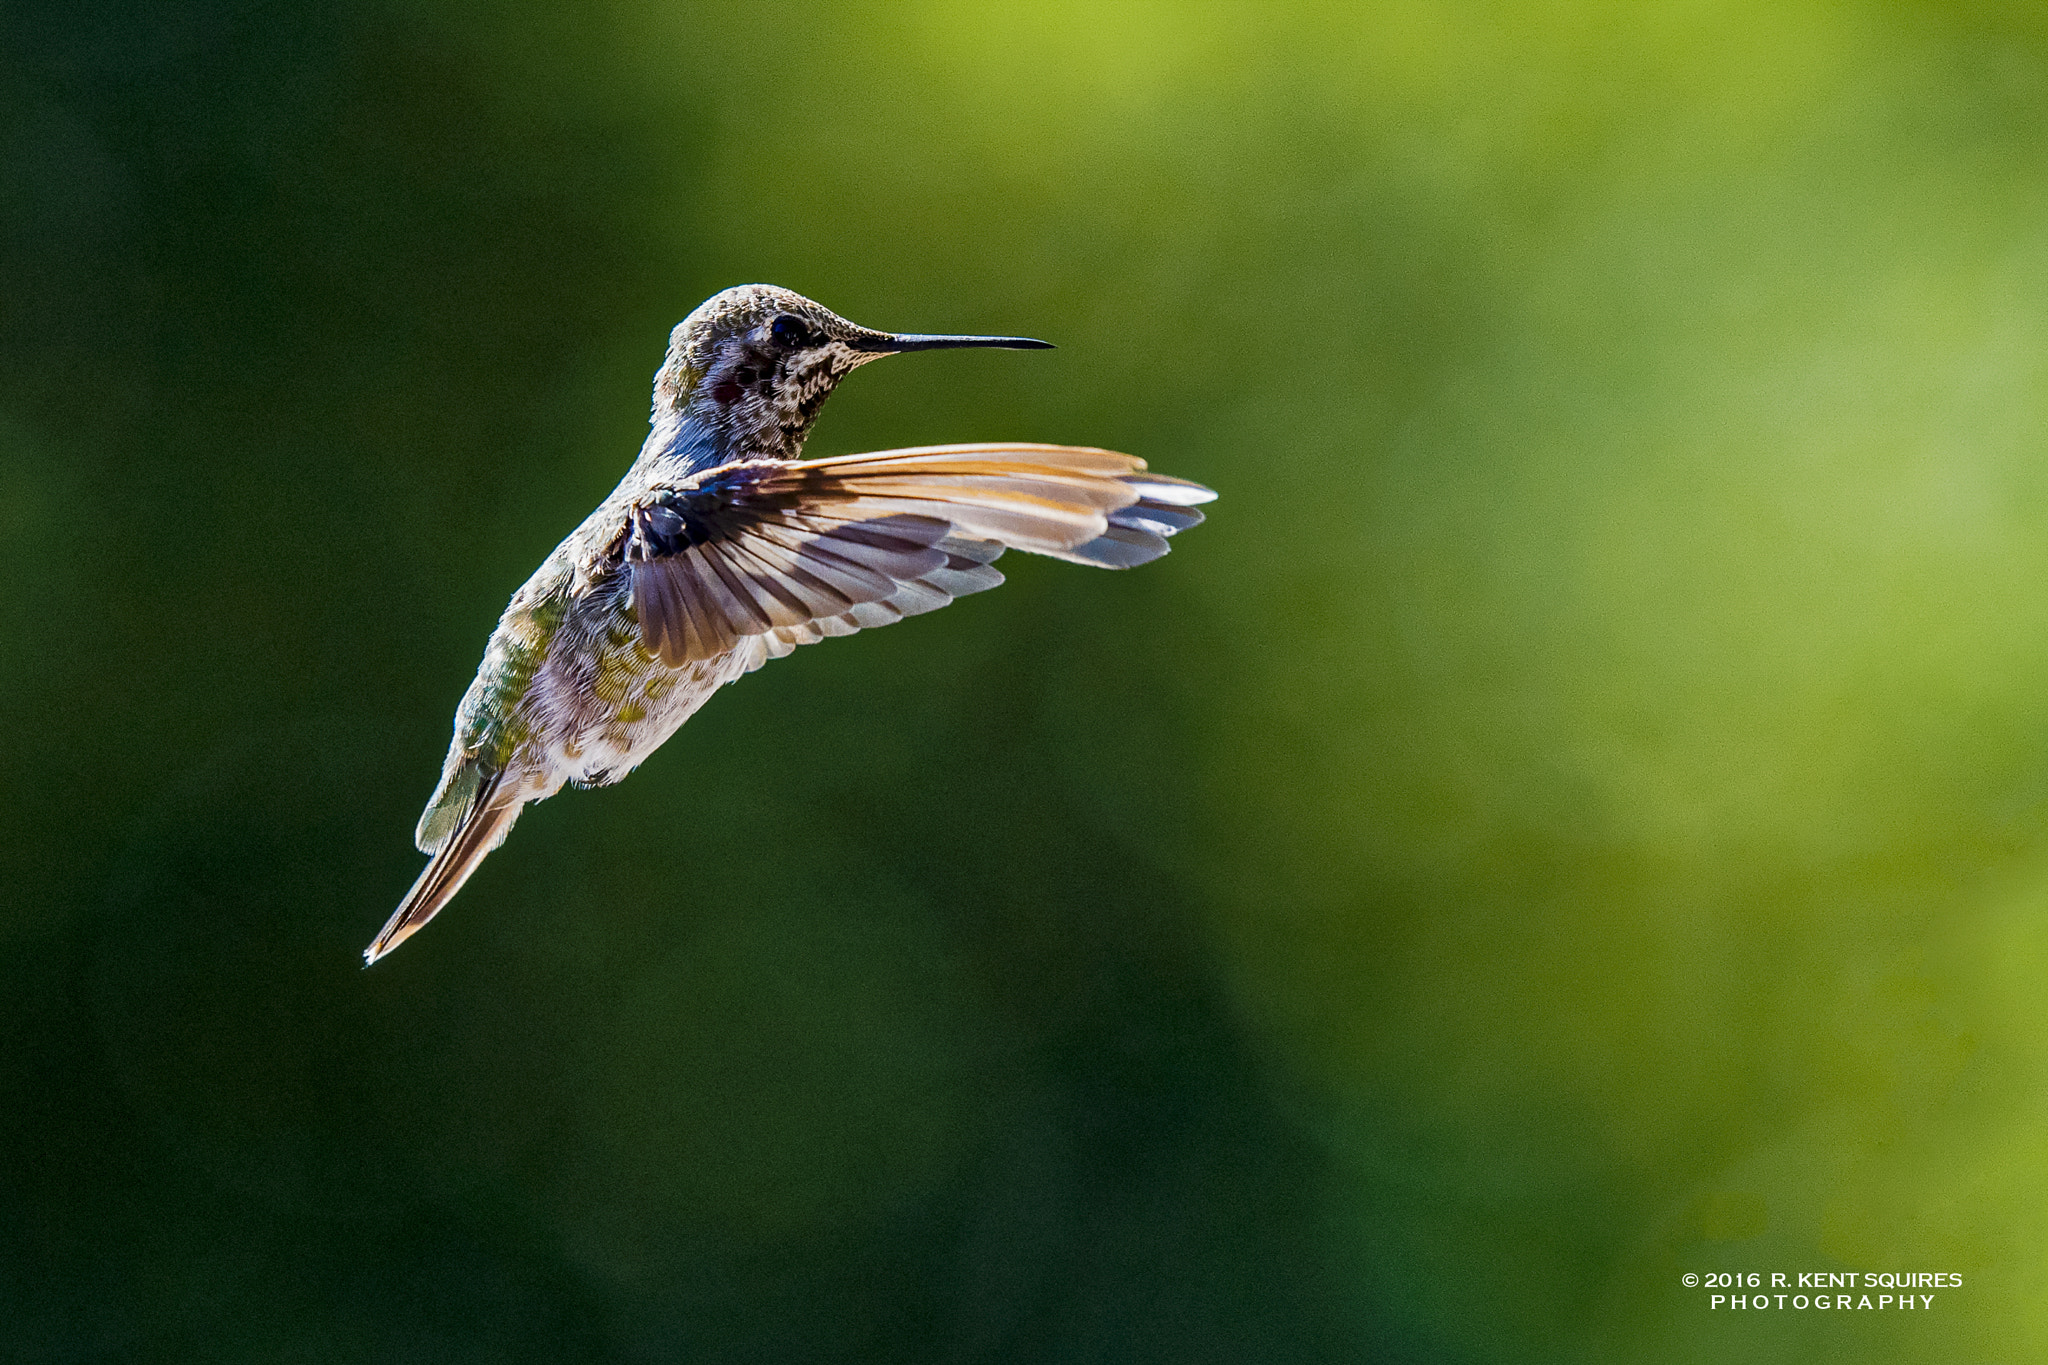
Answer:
367;284;1216;966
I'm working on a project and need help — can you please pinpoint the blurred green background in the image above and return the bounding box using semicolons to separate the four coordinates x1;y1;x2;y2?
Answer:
7;0;2048;1359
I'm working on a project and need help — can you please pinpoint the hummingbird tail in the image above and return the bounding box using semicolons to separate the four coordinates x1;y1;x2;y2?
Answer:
365;774;524;965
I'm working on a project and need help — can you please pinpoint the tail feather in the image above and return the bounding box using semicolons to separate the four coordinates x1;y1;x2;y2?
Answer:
366;773;524;965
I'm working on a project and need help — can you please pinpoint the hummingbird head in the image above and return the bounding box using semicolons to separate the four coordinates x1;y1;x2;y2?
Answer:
650;284;1051;459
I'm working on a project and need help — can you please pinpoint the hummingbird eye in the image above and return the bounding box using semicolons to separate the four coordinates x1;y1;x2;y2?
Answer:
769;315;814;348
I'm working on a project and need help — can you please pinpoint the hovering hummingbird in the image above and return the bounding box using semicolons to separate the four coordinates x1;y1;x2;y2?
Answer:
366;284;1216;964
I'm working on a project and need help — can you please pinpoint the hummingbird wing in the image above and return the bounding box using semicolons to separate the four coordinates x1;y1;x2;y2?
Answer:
622;443;1214;668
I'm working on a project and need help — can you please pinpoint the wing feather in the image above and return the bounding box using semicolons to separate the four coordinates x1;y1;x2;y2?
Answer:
666;554;733;661
701;542;811;627
684;546;759;637
721;534;859;617
623;443;1215;666
697;544;778;631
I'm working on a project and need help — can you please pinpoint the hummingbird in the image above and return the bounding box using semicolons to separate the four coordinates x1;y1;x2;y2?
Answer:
366;284;1216;964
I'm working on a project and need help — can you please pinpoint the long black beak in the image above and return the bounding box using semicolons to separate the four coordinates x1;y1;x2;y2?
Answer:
849;331;1054;352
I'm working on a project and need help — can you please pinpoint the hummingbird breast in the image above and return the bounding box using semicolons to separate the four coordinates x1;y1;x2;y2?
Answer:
517;570;746;791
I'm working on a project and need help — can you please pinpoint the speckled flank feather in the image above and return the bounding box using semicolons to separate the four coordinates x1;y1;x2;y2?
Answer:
370;286;1216;963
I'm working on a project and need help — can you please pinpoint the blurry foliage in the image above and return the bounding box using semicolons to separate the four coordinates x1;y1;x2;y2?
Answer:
8;0;2048;1361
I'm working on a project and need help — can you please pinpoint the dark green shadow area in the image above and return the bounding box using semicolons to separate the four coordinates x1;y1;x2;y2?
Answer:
0;0;1356;1360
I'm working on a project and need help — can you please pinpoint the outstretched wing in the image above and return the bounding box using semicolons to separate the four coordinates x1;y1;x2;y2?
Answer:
622;443;1215;667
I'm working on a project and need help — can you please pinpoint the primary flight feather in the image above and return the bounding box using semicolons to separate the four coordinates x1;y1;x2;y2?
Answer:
368;285;1215;964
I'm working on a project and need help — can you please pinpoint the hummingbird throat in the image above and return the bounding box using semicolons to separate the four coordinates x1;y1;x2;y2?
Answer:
695;338;865;460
